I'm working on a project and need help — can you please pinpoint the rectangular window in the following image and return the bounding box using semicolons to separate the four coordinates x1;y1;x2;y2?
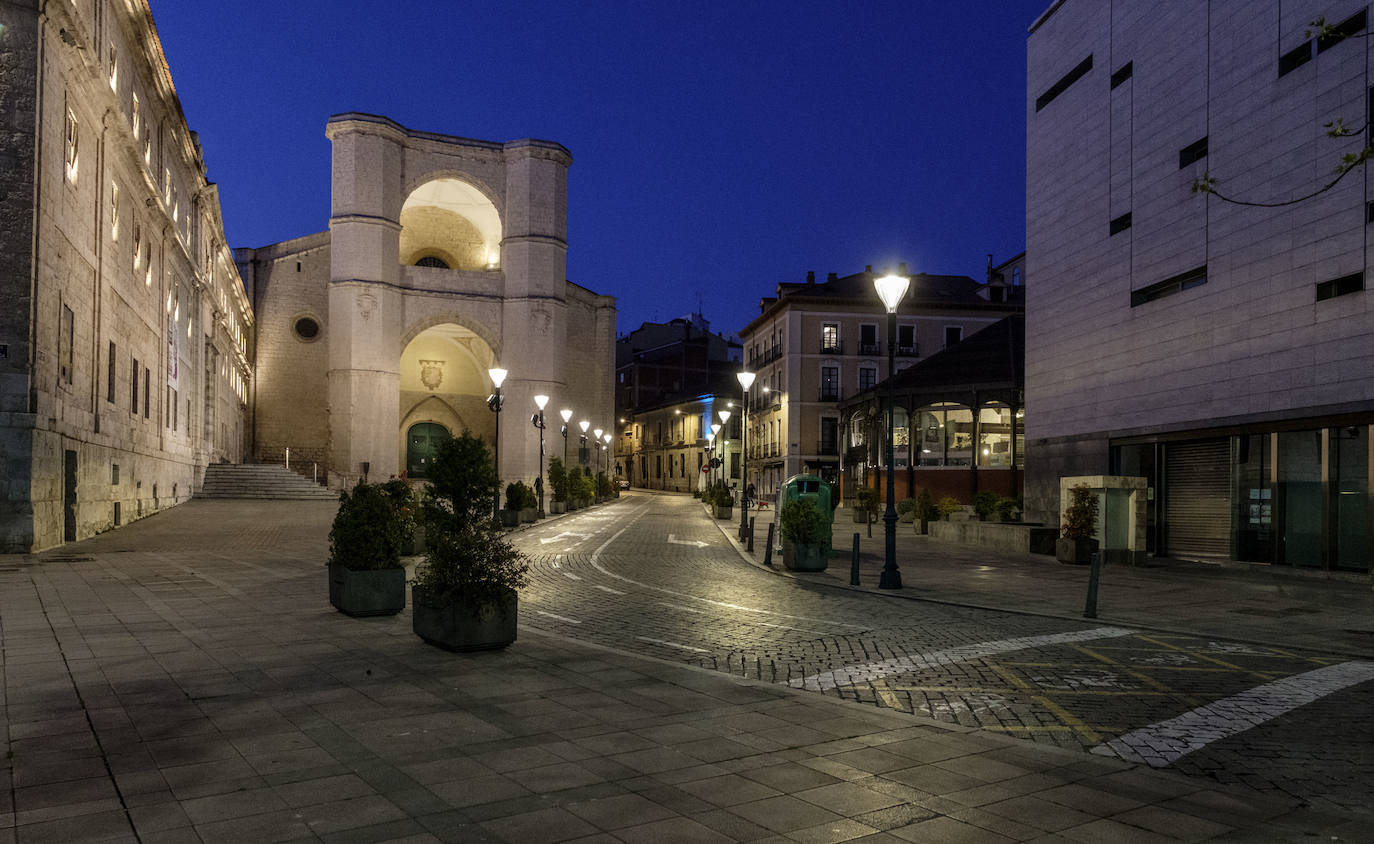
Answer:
859;323;878;355
108;44;118;91
110;181;120;241
1318;9;1366;53
1130;265;1208;307
1035;54;1093;112
163;168;171;204
859;367;877;391
821;323;839;352
143;368;150;418
820;366;840;401
142;129;151;165
133;222;142;271
1316;272;1364;301
1178;137;1208;168
132;92;141;138
59;304;74;385
131;357;138;414
143;241;152;285
1367;201;1374;225
107;341;116;403
944;326;962;348
64;110;79;183
1110;212;1132;235
1278;41;1312;76
1110;61;1133;89
172;388;178;430
898;324;915;355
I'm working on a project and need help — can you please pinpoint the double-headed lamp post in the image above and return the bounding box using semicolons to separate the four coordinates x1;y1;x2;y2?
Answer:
737;370;755;538
487;367;508;520
560;408;573;470
579;419;590;471
532;394;549;518
874;272;911;589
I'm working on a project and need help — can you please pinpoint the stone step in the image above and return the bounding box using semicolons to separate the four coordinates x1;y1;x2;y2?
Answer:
200;463;338;500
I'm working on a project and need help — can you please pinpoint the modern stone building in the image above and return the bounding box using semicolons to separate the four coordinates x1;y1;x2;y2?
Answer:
0;0;253;551
738;263;1024;500
1027;1;1372;572
235;114;616;489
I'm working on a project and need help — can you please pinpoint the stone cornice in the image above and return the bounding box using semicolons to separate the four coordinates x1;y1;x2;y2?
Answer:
325;112;571;166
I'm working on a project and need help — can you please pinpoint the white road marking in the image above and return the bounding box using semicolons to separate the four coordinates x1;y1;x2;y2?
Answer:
562;572;582;581
1092;660;1374;766
536;610;582;625
590;521;867;630
592;585;626;595
667;534;709;548
636;636;710;653
791;627;1135;691
541;531;591;545
660;602;704;614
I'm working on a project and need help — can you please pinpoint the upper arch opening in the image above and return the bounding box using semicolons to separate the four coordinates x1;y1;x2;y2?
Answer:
400;178;502;270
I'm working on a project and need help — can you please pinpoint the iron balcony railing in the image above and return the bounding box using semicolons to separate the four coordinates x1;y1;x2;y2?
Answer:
858;342;881;356
897;344;919;357
820;340;843;354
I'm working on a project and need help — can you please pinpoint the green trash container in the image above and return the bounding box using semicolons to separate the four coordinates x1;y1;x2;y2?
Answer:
775;474;833;569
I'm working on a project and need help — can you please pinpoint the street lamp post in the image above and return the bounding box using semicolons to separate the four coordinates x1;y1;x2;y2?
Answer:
578;420;590;478
737;371;755;538
874;272;911;589
532;395;549;518
710;422;722;489
593;428;604;482
718;410;732;495
487;367;508;520
560;408;573;469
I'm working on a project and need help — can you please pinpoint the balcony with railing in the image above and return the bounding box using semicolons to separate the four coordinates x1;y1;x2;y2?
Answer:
747;346;783;368
896;344;919;357
819;340;844;355
818;387;842;402
858;342;881;357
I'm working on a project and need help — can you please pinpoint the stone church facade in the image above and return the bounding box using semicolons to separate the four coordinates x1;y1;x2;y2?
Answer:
235;114;616;489
1;0;253;552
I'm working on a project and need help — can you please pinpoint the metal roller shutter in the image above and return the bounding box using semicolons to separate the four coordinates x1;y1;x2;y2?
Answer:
1165;439;1231;561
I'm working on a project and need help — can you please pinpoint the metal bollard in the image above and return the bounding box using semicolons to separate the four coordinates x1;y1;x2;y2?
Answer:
747;517;755;552
850;533;860;585
1083;549;1102;618
763;522;775;567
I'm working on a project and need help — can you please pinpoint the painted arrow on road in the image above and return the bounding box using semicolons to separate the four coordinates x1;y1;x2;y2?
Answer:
540;531;592;545
667;534;709;548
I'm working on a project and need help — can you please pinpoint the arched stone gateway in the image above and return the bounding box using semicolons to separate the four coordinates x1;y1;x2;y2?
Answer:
237;114;615;489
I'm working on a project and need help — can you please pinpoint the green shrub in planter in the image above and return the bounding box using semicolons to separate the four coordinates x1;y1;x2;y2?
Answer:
779;497;828;571
995;496;1018;522
937;496;963;520
1057;484;1099;565
972;491;1000;521
423;432;499;532
548;457;568;503
328;482;406;616
897;497;916;523
916;489;938;523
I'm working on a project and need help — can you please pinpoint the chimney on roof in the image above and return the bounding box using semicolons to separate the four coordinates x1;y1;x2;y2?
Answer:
827;272;838;283
986;253;994;284
898;261;907;275
865;264;873;273
806;271;815;284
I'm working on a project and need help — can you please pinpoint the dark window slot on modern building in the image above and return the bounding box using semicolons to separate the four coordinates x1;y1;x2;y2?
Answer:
1110;212;1132;235
1316;272;1364;301
1110;61;1132;89
1278;41;1312;76
1178;137;1208;168
1035;54;1093;111
1366;201;1374;224
1130;265;1207;307
1317;9;1366;53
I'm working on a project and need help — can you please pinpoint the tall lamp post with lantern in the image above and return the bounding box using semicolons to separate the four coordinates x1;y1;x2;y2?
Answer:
532;395;549;518
874;272;911;589
717;410;732;493
736;370;755;538
486;367;508;521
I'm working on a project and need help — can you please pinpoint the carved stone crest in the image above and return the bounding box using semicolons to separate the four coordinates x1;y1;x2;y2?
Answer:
419;359;445;391
356;292;377;322
531;305;552;335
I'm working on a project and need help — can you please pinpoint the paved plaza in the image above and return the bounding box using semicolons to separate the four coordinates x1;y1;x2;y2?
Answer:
0;493;1369;842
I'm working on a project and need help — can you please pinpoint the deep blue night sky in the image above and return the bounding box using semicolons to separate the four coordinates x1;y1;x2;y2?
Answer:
152;1;1045;337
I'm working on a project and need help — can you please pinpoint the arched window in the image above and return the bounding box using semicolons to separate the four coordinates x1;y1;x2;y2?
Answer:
414;256;450;269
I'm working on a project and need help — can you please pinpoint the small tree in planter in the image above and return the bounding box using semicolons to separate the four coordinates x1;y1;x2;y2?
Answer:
711;482;733;519
548;457;568;514
596;471;614;500
972;491;1000;521
501;482;525;527
780;497;829;571
995;495;1019;523
415;433;529;651
1057;484;1099;565
937;496;963;520
382;478;422;555
853;486;880;524
915;488;938;534
896;497;916;523
518;482;538;523
576;472;596;507
328;482;406;616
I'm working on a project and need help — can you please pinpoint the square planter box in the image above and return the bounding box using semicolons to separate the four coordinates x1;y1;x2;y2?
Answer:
328;564;406;617
550;501;567;514
519;507;537;523
783;542;827;572
1056;537;1098;565
713;504;733;520
498;510;520;528
412;587;517;651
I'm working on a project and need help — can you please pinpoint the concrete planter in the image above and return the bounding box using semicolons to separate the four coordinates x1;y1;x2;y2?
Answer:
550;501;567;514
713;504;733;520
498;510;519;528
1056;537;1097;565
519;507;537;524
412;587;517;651
783;541;827;572
328;564;406;617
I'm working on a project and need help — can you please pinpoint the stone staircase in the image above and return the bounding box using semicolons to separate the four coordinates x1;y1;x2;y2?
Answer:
199;463;338;500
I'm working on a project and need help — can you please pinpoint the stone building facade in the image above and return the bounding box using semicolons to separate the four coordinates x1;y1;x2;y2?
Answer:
0;0;253;551
738;266;1024;501
1027;0;1373;571
236;114;616;490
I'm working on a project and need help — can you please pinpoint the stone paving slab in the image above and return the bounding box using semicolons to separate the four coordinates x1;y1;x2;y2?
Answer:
0;498;1365;841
